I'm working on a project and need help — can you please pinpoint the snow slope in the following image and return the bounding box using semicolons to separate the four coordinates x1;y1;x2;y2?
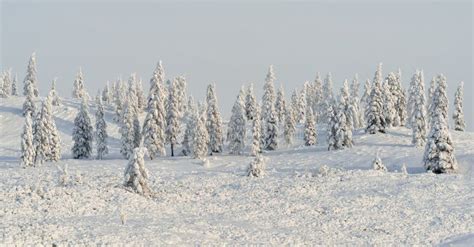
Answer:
1;97;473;245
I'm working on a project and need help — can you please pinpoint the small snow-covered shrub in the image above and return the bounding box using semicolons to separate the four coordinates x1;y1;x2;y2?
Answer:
401;163;408;175
372;154;387;172
124;147;151;196
247;155;266;177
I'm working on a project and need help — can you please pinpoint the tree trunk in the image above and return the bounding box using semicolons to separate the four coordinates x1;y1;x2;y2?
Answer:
171;143;174;157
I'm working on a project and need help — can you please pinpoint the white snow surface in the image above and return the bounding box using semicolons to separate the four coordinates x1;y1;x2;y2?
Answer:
1;97;473;245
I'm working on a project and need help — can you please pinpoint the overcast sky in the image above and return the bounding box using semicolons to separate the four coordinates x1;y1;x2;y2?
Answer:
1;0;472;129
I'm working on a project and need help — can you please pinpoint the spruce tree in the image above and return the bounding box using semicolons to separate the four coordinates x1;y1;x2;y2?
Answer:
22;77;36;117
205;84;224;154
264;111;278;151
147;61;166;111
227;88;247;154
124;147;151;196
72;97;93;159
275;85;286;124
113;78;125;122
95;96;109;159
72;68;86;99
182;96;197;156
427;76;436;123
350;74;363;129
429;74;449;126
423;108;457;173
2;70;11;97
365;64;386;134
297;85;307;124
120;97;136;159
304;108;317;146
361;78;371;122
452;81;465;131
284;103;296;146
193;104;209;159
11;74;18;96
320;72;335;123
50;78;61;106
166;78;181;156
313;73;323;120
102;81;111;104
23;53;39;97
411;70;428;147
136;78;146;112
382;79;396;128
176;76;188;118
290;89;299;124
142;94;166;159
340;79;355;132
20;113;36;167
327;105;338;150
251;105;262;156
44;94;61;162
335;93;353;149
245;83;257;120
261;65;277;124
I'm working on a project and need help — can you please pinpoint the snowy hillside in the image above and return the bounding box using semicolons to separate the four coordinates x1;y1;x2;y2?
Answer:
1;96;473;245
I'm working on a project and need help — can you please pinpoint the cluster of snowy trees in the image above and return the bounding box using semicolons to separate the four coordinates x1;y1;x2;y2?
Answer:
15;53;466;174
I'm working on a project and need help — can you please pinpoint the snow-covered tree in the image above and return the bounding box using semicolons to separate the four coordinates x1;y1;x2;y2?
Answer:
23;53;39;97
388;69;407;127
120;97;137;159
382;79;397;128
304;108;317;146
176;76;188;118
147;61;167;111
361;78;371;122
72;68;86;99
102;81;111;104
429;74;449;127
261;65;277;123
453;81;465;131
275;85;286;124
182;96;197;156
0;74;5;98
335;92;353;149
166;78;181;156
283;103;296;146
372;153;387;171
22;76;36;117
124;147;151;196
49;78;61;106
95;96;108;159
193;104;209;159
2;69;11;97
11;74;18;96
247;154;266;177
427;76;436;123
136;78;146;112
32;105;49;165
313;73;323;119
20;113;36;167
423;108;457;173
44;95;61;162
205;84;224;154
72;97;93;159
327;106;337;150
113;78;126;122
350;74;363;128
251;105;262;156
297;84;307;124
245;83;257;120
142;94;166;159
320;72;335;123
227;88;247;154
365;64;386;134
264;111;278;151
290;89;299;123
340;79;355;132
411;70;428;147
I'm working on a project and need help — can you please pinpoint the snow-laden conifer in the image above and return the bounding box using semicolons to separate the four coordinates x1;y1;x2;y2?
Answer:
304;108;317;146
382;79;397;128
251;105;262;156
166;78;181;156
245;83;257;120
320;72;335;123
147;61;166;111
22;76;36;116
72;97;93;159
290;89;299;123
411;70;428;147
361;78;371;122
453;81;465;131
2;69;11;97
389;69;407;126
23;53;39;97
120;97;136;159
340;79;355;132
102;81;111;104
113;78;125;122
193;104;209;159
44;94;61;162
327;106;337;150
365;64;386;134
124;147;151;196
205;84;224;154
313;73;323;120
427;76;436;123
20;113;36;167
136;78;146;112
275;85;286;124
284;103;296;146
11;74;18;96
264;110;278;151
227;88;247;154
297;84;307;124
50;78;61;106
95;96;108;159
247;154;266;177
261;65;276;123
181;96;196;156
429;74;449;126
423;108;457;173
142;94;166;159
72;68;86;99
350;74;363;128
176;76;188;118
335;92;353;149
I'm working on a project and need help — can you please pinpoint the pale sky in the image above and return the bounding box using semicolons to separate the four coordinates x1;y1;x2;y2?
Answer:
1;0;472;130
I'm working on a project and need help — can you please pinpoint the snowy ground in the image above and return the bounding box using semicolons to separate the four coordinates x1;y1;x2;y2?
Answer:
1;97;473;245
